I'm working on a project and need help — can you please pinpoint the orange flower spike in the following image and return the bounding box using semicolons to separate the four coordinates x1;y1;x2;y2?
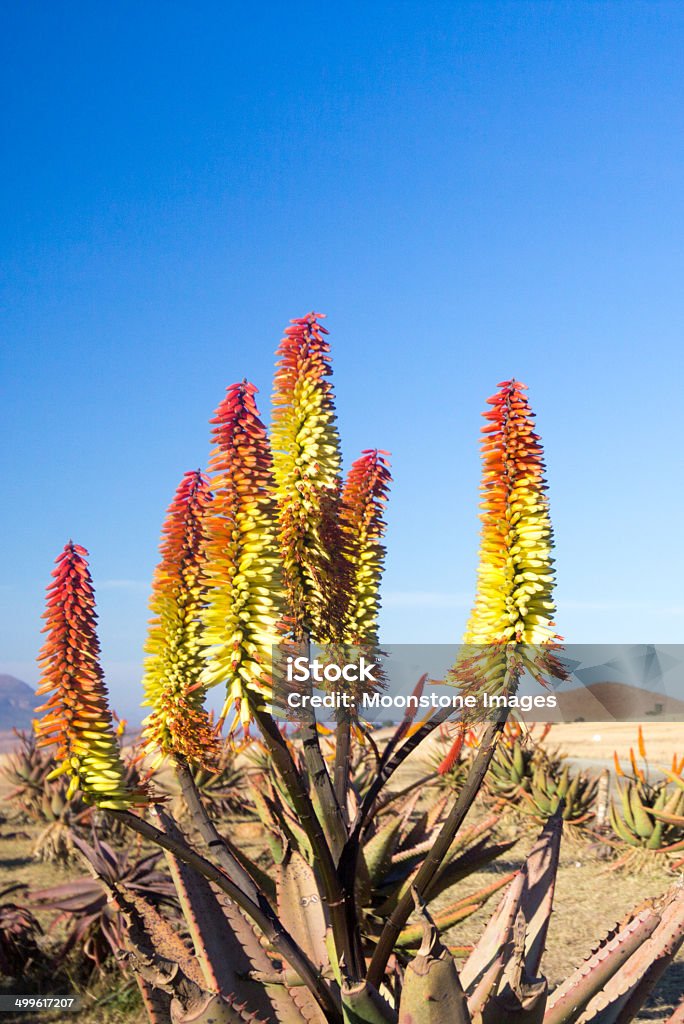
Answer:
202;381;285;727
438;725;466;775
271;312;349;641
629;746;645;782
637;725;647;760
339;449;392;645
613;751;624;777
34;542;144;809
141;470;218;767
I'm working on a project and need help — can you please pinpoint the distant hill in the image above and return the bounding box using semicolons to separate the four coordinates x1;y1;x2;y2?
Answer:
555;680;684;722
0;674;36;731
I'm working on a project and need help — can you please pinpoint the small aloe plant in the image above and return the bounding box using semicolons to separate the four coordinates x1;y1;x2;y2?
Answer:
609;727;684;869
32;319;684;1022
482;722;557;801
0;885;43;978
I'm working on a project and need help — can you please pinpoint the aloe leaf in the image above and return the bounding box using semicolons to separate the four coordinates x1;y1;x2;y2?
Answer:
169;992;274;1023
342;982;398;1023
398;895;471;1023
277;846;330;968
461;811;562;994
650;808;684;827
460;870;525;993
157;808;249;993
578;882;684;1023
136;977;171;1024
425;792;450;833
215;890;309;1024
481;915;548;1024
616;781;636;832
123;885;208;990
250;784;287;862
364;816;403;887
396;873;516;948
628;787;654;840
513;743;526;781
511;810;563;978
645;816;665;850
277;846;331;1023
483;814;563;1024
609;806;639;847
157;809;293;1021
543;907;660;1024
466;952;506;1020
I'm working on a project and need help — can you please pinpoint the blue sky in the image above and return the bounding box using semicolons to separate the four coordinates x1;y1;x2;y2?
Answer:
1;2;683;720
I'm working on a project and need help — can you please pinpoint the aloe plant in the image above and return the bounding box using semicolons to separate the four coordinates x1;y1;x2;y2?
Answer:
31;833;177;973
519;762;598;833
484;722;558;802
609;728;684;869
0;885;43;978
175;739;252;824
30;323;683;1021
1;730;93;863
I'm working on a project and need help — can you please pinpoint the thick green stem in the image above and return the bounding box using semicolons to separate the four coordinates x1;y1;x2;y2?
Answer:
300;710;347;858
333;715;351;824
336;707;454;983
109;807;343;1024
251;703;364;978
296;635;347;859
356;707;453;833
366;717;506;989
174;757;261;903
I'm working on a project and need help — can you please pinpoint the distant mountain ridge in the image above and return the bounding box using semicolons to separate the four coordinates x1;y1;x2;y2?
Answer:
0;674;36;731
555;680;684;722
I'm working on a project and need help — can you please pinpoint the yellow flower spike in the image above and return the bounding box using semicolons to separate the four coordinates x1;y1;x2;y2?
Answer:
463;380;560;648
140;469;219;767
271;312;350;642
202;381;286;727
34;542;146;809
451;380;565;716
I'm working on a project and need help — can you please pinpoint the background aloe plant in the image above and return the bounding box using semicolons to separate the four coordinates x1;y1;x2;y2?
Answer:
30;314;684;1023
609;728;684;870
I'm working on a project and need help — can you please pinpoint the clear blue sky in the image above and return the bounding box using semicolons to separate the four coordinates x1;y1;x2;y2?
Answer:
2;2;683;720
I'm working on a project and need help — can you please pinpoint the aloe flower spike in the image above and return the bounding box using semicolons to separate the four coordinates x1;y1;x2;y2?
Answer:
34;542;145;809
